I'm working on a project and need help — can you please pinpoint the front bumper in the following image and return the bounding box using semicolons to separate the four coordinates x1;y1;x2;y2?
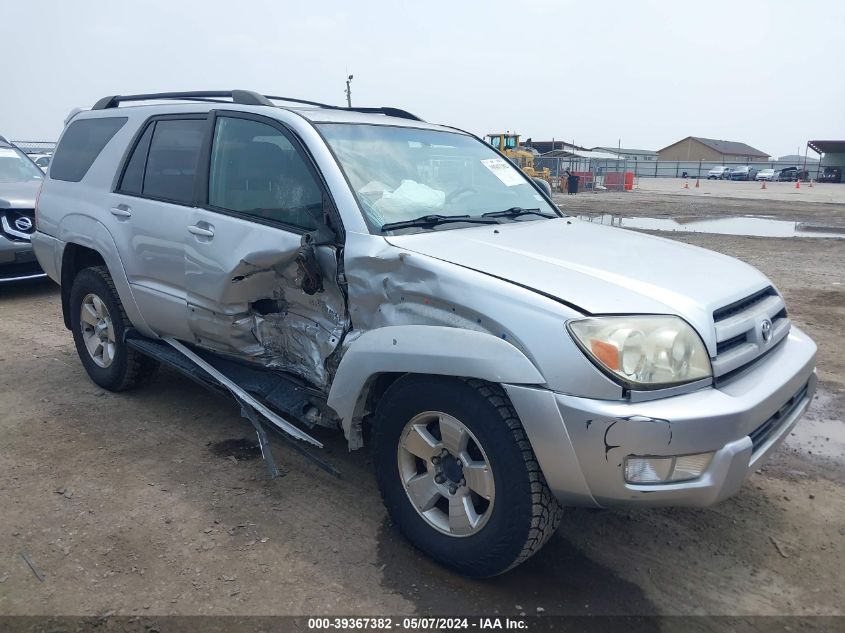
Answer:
505;326;817;508
0;234;46;282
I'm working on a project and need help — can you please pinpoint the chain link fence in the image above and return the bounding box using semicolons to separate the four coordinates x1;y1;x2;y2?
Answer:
623;159;821;180
536;155;823;192
535;156;633;192
10;140;57;155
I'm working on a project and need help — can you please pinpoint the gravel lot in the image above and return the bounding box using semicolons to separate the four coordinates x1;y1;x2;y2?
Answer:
1;190;843;619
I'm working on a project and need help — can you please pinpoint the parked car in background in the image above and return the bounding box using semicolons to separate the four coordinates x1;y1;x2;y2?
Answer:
29;153;52;172
0;138;46;282
818;167;842;183
729;166;758;181
755;168;776;181
32;90;818;577
778;167;809;182
707;166;729;179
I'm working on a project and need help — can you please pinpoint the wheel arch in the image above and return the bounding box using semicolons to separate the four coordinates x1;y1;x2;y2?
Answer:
56;215;154;337
327;325;546;448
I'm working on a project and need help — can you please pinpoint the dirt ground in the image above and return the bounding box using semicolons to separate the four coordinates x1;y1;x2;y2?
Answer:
1;191;843;620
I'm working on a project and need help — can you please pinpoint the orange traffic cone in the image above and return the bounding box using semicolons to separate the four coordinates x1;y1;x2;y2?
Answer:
695;178;700;188
683;181;689;189
761;180;767;190
795;179;801;189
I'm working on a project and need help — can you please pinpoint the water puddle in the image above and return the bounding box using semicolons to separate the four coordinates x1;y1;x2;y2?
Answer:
785;387;845;461
577;214;845;239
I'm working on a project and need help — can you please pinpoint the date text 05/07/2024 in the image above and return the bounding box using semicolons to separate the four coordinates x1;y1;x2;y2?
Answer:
306;617;528;630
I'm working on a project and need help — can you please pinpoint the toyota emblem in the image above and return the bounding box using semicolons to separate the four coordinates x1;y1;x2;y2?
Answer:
14;216;33;232
760;319;773;343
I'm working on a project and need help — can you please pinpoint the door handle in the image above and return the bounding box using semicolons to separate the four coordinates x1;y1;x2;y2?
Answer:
188;224;215;238
110;206;132;218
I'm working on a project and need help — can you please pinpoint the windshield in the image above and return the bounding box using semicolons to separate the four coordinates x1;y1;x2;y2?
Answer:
318;124;559;232
0;147;44;183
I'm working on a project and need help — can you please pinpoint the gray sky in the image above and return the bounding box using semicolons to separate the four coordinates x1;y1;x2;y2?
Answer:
3;0;843;158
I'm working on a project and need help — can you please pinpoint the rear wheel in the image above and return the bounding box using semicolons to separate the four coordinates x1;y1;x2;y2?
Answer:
69;266;159;391
373;375;562;577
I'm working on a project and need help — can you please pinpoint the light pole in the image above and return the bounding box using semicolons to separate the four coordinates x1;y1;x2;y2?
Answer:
345;74;353;107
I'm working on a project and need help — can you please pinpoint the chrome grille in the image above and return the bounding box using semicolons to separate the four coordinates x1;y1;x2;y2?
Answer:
711;286;790;379
0;209;36;242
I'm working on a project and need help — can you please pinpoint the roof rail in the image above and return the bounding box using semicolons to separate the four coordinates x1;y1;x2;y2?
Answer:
0;135;8;144
91;90;424;121
92;90;274;110
264;96;423;121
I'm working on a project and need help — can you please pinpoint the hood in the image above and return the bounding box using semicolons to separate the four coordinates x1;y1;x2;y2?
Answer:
0;180;41;209
385;218;773;353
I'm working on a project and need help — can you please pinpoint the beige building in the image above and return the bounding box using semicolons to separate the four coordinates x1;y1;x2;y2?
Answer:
658;136;770;162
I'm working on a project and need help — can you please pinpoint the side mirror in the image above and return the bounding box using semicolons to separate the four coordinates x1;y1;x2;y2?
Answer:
532;178;552;197
296;233;324;295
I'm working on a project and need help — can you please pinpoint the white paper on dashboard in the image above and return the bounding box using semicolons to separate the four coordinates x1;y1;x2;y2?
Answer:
480;158;524;187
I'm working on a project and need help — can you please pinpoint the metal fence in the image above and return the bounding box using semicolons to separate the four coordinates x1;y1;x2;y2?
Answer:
536;155;824;192
10;140;56;155
606;159;822;180
535;156;632;192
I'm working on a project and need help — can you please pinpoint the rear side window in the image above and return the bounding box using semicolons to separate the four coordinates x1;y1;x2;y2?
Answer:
51;117;127;182
142;119;205;204
118;123;154;195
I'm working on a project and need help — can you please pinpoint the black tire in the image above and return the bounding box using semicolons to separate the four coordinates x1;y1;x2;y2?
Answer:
373;375;562;578
69;265;159;391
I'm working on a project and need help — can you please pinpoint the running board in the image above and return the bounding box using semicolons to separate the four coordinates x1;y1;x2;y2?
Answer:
125;333;340;478
163;338;321;447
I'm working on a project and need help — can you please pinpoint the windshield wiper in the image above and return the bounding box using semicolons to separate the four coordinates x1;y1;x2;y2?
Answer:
482;207;558;220
380;214;500;232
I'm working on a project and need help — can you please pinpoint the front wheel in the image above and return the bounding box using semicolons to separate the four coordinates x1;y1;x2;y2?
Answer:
373;376;562;577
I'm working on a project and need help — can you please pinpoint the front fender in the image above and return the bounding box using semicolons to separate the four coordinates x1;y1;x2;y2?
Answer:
327;325;546;442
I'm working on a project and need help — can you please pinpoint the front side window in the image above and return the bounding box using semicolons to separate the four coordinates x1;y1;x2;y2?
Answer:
142;119;205;204
50;117;126;182
319;124;559;232
0;147;44;183
208;117;321;230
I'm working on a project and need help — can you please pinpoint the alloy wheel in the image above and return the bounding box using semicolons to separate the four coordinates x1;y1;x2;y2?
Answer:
80;292;116;368
397;411;495;537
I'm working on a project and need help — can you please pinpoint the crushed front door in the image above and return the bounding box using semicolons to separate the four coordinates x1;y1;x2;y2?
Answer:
183;112;348;390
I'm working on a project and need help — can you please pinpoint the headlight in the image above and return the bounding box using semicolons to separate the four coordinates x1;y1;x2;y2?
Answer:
567;316;712;389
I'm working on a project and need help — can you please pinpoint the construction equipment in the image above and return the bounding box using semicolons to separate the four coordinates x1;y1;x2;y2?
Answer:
486;133;551;184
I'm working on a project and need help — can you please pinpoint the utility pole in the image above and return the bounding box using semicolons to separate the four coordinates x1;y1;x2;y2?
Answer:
345;74;354;107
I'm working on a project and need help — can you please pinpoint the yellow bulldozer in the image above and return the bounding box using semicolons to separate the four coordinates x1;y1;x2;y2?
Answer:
485;133;551;184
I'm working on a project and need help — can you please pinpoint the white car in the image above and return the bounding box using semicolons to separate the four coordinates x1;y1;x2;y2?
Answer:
755;168;776;181
707;166;729;179
28;153;52;172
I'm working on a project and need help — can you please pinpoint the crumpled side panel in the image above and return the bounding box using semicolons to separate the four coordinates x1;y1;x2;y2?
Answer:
334;233;541;447
187;245;349;391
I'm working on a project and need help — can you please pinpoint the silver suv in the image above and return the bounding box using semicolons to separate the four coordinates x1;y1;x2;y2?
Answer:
33;91;817;577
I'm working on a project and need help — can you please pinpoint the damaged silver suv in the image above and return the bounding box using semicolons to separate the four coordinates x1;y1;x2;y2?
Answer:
33;91;817;577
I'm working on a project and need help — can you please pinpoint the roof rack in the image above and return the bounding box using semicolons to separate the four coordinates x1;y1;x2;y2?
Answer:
91;90;423;121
